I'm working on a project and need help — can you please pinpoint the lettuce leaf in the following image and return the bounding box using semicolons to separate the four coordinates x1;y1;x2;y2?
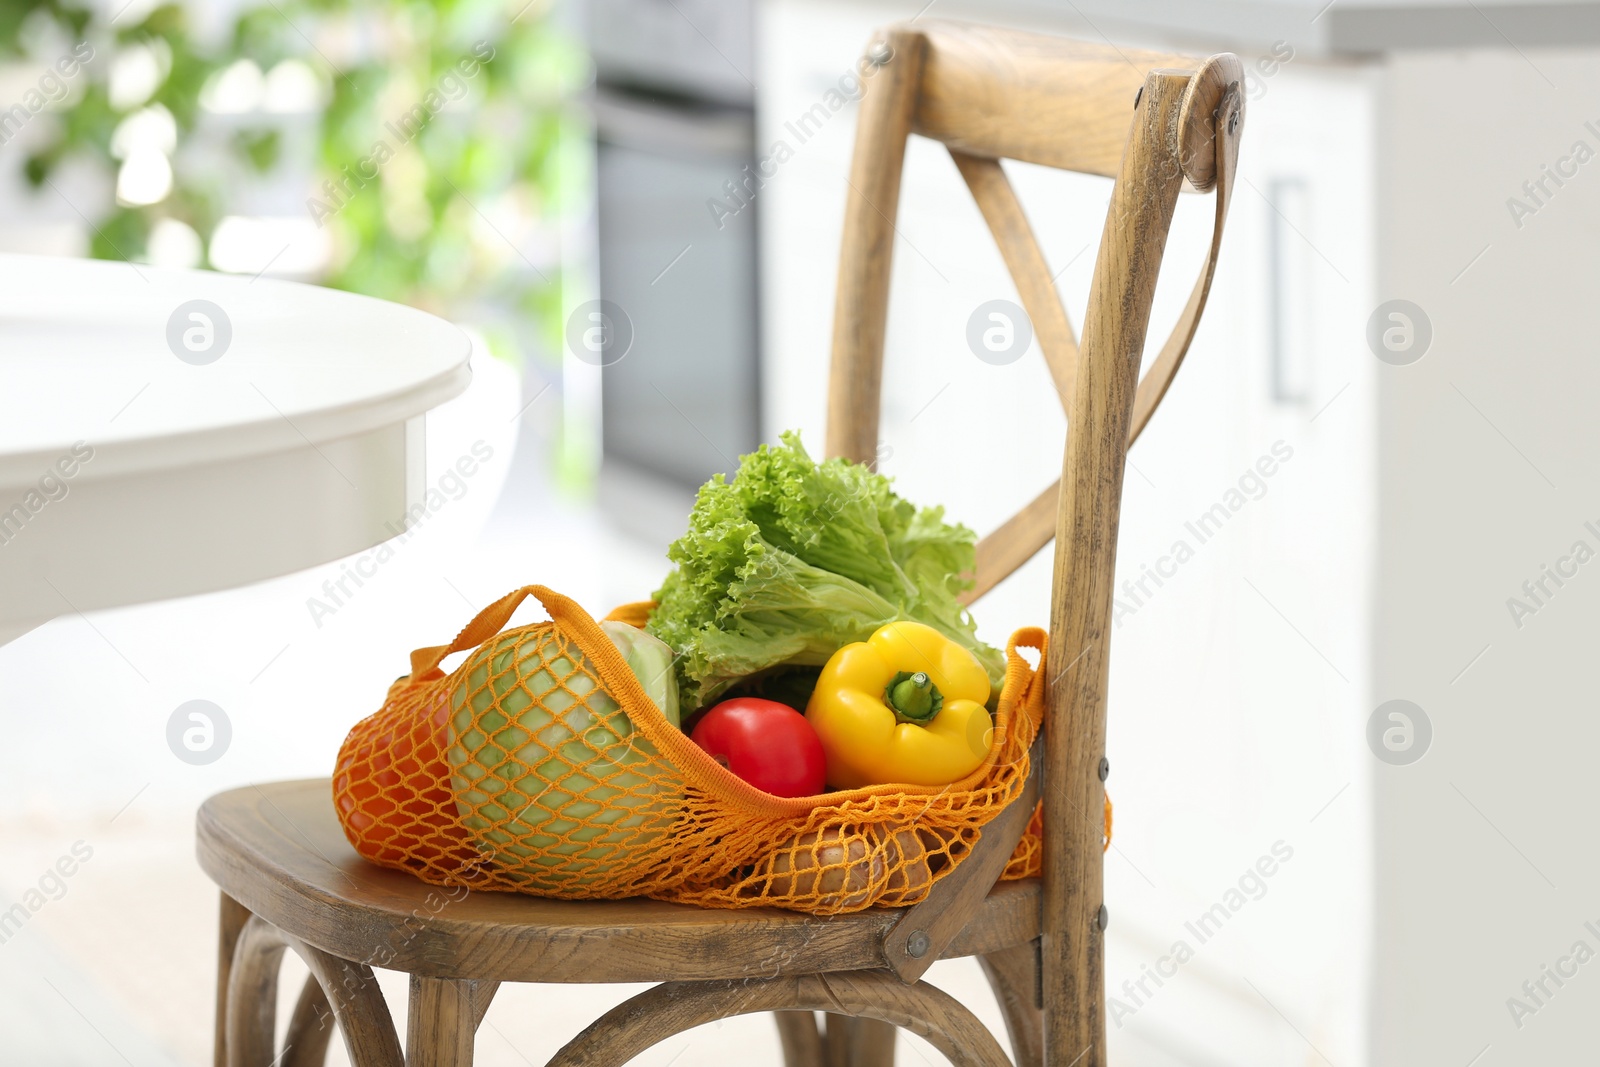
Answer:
647;431;1004;711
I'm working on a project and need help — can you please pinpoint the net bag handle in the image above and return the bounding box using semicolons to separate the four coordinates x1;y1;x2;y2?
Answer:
406;584;547;682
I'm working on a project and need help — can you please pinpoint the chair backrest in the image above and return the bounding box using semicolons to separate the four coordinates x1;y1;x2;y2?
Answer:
823;20;1244;1065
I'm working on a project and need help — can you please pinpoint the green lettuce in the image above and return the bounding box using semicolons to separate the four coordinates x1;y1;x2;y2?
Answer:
647;431;1005;711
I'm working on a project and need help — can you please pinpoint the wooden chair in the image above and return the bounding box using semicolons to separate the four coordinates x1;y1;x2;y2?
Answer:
199;20;1244;1067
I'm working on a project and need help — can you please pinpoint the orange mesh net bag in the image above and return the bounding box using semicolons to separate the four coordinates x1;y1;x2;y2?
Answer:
334;584;1058;914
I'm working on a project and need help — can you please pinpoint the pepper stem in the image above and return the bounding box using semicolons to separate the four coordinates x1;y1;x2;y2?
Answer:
885;671;944;725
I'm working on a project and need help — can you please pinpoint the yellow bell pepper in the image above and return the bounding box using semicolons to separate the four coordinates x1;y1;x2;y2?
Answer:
805;621;994;788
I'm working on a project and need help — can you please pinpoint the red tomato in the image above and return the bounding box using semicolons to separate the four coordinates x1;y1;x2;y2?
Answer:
333;685;476;872
691;698;827;798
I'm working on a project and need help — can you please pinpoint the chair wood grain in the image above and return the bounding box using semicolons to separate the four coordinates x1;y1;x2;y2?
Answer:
913;22;1207;178
407;976;490;1067
962;54;1244;603
226;914;403;1067
1041;68;1191;1066
200;19;1244;1067
820;27;1243;1065
979;942;1045;1067
774;1011;827;1067
214;894;250;1067
825;1016;899;1067
196;780;1042;985
882;737;1042;983
951;150;1079;405
826;25;928;465
283;976;336;1067
545;971;1012;1067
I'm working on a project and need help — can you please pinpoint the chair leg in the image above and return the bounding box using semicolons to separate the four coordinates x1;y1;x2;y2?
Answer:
979;943;1044;1067
225;913;288;1067
407;976;497;1067
215;893;252;1067
297;941;404;1067
774;1010;826;1067
548;971;1009;1067
224;914;403;1067
283;977;337;1067
824;1016;897;1066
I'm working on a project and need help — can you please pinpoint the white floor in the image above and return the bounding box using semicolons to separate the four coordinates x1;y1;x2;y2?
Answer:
0;352;1022;1065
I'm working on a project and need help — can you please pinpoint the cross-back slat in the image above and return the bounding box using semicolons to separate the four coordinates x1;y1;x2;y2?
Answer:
963;91;1242;603
821;21;1245;1066
950;150;1080;405
912;22;1217;177
825;23;1239;469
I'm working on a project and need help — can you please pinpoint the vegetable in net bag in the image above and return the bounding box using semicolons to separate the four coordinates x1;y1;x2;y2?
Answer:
646;432;1006;714
333;586;1054;914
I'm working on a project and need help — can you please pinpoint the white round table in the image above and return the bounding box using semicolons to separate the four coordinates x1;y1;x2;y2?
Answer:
0;254;472;646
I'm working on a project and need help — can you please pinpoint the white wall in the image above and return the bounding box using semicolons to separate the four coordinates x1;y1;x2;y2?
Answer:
1374;47;1600;1066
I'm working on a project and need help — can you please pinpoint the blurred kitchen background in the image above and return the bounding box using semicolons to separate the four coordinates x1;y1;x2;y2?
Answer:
3;0;1600;1063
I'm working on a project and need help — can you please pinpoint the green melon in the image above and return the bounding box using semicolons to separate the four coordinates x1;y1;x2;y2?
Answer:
446;622;680;888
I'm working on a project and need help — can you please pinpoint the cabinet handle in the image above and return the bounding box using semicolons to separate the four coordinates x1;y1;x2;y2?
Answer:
1267;177;1313;405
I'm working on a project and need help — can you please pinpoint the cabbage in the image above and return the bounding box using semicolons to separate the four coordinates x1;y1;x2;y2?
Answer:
600;620;679;727
646;431;1003;712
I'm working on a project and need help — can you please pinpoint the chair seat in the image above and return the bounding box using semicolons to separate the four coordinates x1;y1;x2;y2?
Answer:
197;779;1041;984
